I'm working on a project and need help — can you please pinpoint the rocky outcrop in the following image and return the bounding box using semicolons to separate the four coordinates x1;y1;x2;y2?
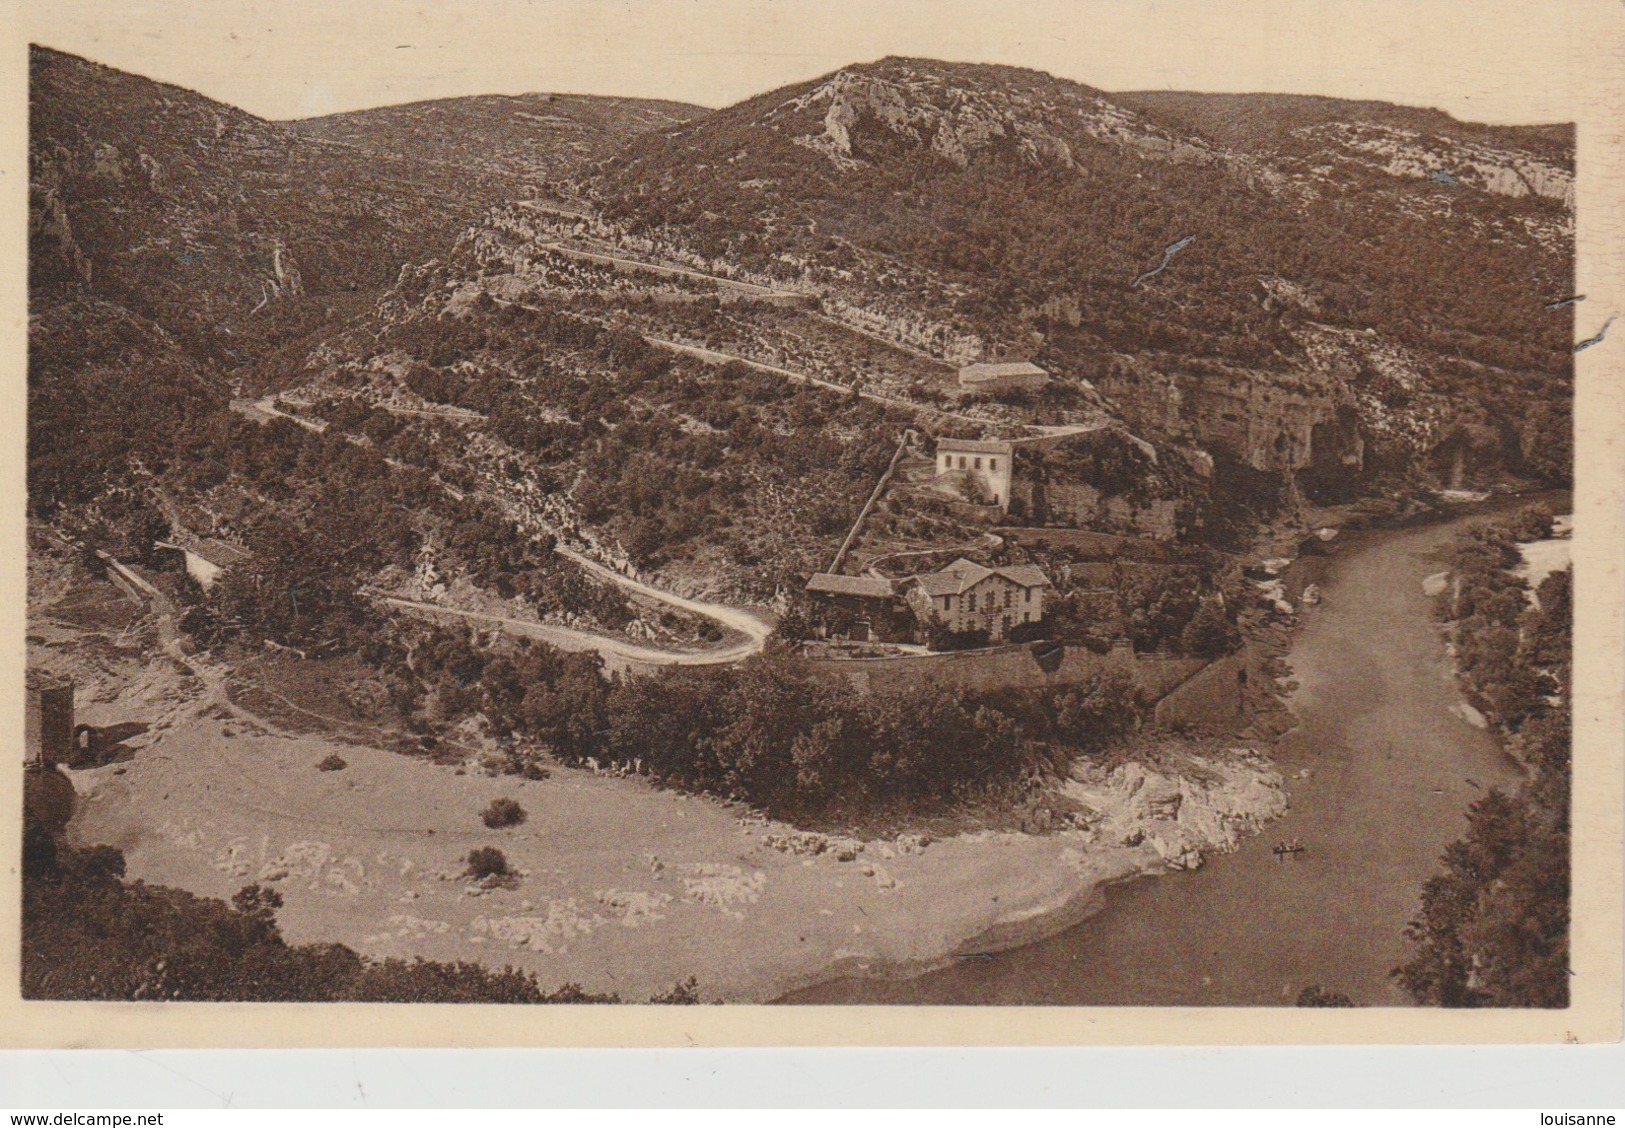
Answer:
1098;355;1362;479
1291;121;1575;209
774;61;1195;175
1064;750;1288;873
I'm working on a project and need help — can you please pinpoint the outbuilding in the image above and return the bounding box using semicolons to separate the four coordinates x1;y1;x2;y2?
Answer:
957;360;1049;397
155;536;251;590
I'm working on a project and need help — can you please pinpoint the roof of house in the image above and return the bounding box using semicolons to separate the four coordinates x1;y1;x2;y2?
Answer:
958;361;1049;382
906;558;1052;597
805;573;895;598
935;437;1015;455
158;535;252;568
994;563;1053;589
911;562;992;596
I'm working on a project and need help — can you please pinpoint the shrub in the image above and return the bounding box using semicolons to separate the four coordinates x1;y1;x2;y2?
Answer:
926;625;991;652
1507;502;1556;543
1179;602;1241;658
1296;985;1355;1007
316;754;347;772
481;797;527;829
465;847;511;880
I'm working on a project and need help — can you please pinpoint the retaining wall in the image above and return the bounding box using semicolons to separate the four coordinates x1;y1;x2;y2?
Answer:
1152;654;1248;731
807;642;1205;701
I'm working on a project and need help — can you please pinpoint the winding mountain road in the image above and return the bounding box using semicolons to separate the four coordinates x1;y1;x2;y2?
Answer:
375;588;769;671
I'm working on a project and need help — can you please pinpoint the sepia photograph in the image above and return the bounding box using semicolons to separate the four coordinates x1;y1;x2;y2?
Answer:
5;0;1621;1050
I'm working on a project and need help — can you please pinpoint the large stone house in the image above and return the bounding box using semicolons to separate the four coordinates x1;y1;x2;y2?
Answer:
902;558;1051;643
957;360;1049;397
934;438;1015;510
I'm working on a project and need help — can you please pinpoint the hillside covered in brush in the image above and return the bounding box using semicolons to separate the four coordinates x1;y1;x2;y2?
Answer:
27;44;700;516
286;93;699;185
577;57;1573;493
29;46;702;361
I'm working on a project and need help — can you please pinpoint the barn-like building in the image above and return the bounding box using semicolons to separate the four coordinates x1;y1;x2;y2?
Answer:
957;360;1049;397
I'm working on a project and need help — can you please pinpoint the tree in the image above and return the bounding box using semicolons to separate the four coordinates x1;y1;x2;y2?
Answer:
1507;502;1556;543
1179;601;1240;658
231;884;285;929
481;798;527;829
464;847;511;880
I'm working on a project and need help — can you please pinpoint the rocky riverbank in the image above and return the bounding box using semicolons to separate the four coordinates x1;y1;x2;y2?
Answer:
64;710;1286;1002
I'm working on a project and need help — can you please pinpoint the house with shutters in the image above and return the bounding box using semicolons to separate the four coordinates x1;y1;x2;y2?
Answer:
902;558;1052;644
933;438;1015;510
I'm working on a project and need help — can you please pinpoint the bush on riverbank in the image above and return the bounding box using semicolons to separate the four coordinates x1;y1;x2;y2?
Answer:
1436;514;1566;732
481;798;527;829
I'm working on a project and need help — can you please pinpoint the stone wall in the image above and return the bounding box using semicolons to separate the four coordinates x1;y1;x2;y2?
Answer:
1152;654;1248;732
807;642;1205;701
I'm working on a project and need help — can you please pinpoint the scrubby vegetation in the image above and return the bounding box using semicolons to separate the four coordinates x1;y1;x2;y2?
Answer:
1395;507;1571;1007
378;627;1142;819
594;58;1572;492
481;797;528;829
464;846;513;880
21;828;694;1003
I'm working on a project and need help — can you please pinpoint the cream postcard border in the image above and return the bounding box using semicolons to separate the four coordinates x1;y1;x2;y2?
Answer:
0;0;1618;1047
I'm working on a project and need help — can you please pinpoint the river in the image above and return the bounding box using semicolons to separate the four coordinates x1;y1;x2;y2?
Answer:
786;501;1546;1006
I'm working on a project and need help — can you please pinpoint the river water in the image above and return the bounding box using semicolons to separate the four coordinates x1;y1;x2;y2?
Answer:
786;502;1546;1006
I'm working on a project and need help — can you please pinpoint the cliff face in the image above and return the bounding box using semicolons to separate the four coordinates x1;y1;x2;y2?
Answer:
1097;357;1361;479
771;62;1204;173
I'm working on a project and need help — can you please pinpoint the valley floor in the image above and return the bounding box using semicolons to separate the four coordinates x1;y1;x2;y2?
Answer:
64;713;1282;1001
34;530;1284;1002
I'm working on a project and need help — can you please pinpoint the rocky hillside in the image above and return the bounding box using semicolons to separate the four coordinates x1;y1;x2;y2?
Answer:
286;93;700;186
577;57;1573;499
29;48;1576;593
1115;91;1573;208
28;45;700;367
27;44;703;517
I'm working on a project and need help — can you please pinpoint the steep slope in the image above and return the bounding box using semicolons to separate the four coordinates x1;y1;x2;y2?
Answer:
574;57;1573;499
285;93;702;185
27;45;703;518
28;46;703;367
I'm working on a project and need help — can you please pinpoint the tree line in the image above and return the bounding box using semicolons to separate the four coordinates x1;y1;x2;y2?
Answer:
1394;504;1571;1007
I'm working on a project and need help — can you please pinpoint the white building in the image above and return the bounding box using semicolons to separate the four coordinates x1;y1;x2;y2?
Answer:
935;438;1015;510
957;360;1049;396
